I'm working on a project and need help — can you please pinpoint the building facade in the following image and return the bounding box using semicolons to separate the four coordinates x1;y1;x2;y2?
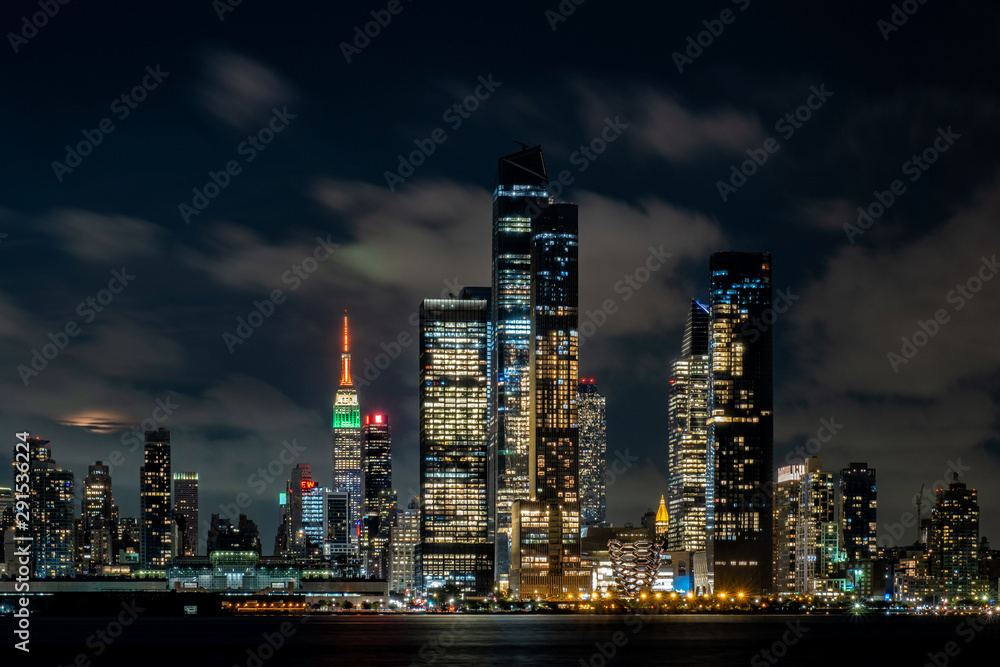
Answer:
667;299;711;553
140;428;172;568
840;462;877;562
390;499;421;595
361;413;393;579
578;379;607;529
511;202;589;598
172;472;199;557
928;473;980;599
333;315;362;538
419;292;493;595
30;441;75;578
82;461;115;569
492;146;551;581
708;252;774;593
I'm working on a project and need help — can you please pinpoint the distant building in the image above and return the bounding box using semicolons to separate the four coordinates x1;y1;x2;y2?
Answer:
208;513;261;554
667;299;711;553
390;498;421;595
140;428;172;568
578;379;607;529
361;414;393;579
172;472;199;557
82;461;116;569
840;462;877;562
655;496;669;539
30;440;75;578
332;315;363;536
928;473;980;599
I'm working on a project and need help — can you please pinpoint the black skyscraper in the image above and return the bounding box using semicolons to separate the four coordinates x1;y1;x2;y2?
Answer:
840;462;877;562
708;252;774;593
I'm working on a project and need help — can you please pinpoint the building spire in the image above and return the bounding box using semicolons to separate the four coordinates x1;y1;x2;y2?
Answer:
340;313;353;387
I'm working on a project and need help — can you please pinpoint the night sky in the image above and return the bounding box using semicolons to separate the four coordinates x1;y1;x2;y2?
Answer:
2;0;999;554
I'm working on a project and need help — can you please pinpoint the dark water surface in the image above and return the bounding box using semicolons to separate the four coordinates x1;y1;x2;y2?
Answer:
6;613;997;666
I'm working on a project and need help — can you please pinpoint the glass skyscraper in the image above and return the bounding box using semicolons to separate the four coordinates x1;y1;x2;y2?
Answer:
419;291;493;595
332;315;362;539
708;252;773;593
82;461;115;568
30;439;75;578
140;428;172;568
578;379;607;529
667;299;711;552
511;202;589;598
492;145;550;580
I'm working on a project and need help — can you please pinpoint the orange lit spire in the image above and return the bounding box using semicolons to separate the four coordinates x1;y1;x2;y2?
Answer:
340;313;353;387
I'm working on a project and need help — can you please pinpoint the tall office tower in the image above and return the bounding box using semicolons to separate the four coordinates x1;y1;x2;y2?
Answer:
928;473;980;598
492;145;550;580
116;517;140;564
361;413;393;578
419;292;493;595
708;252;774;593
30;443;75;578
140;428;172;568
667;299;711;552
773;463;805;594
82;461;115;568
324;490;357;568
391;498;421;595
333;315;363;537
840;462;877;563
578;379;607;529
511;202;589;598
172;472;199;557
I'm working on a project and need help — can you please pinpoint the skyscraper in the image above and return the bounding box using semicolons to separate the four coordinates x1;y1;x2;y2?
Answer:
578;379;607;529
82;461;115;568
511;201;589;598
928;473;980;599
708;252;774;593
492;145;550;580
333;315;362;538
140;428;172;568
772;463;804;594
667;299;711;553
361;413;393;578
840;462;877;563
30;440;75;578
172;472;199;557
419;291;493;595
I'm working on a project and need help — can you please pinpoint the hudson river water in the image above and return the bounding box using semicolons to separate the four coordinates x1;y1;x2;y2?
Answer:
9;613;997;666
